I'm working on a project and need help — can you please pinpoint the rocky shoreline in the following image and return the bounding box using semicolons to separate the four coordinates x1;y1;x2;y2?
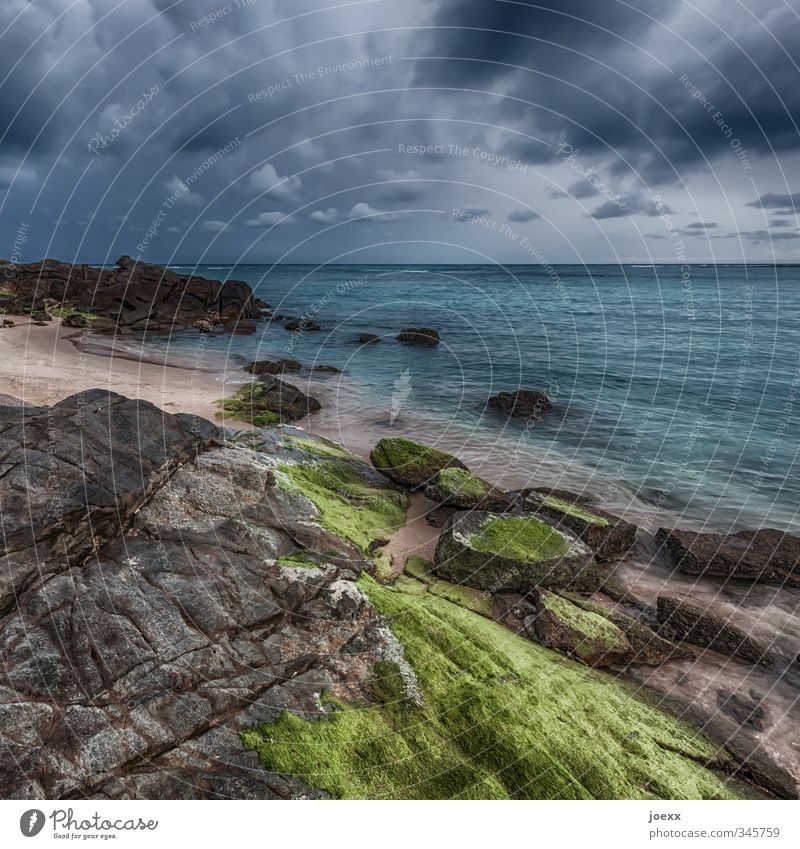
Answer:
0;385;797;799
0;258;797;800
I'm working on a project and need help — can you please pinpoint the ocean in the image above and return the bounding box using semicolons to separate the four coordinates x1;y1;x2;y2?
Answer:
118;262;800;534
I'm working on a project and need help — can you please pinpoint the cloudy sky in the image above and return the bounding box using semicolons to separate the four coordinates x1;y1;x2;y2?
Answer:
1;0;798;265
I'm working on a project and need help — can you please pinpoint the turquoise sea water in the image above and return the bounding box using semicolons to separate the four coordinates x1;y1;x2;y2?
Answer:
133;263;800;532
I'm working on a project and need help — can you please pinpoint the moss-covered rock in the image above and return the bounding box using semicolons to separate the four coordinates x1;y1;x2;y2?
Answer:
276;457;409;561
424;466;508;510
434;510;596;593
370;436;466;490
560;592;692;666
216;378;320;427
516;488;637;561
532;590;631;667
242;574;740;799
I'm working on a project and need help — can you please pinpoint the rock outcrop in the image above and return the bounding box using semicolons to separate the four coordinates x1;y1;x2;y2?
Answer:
433;510;597;592
656;527;800;586
370;437;467;490
359;333;380;344
488;389;552;418
0;396;416;799
0;256;259;333
657;596;777;666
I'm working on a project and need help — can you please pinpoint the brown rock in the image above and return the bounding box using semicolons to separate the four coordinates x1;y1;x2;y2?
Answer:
656;527;800;586
488;389;552;419
397;327;439;346
657;596;777;666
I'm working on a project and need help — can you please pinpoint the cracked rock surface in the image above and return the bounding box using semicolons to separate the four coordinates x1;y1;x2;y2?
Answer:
0;391;415;799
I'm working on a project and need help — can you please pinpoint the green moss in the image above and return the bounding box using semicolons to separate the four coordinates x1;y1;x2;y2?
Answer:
276;459;409;557
393;574;430;596
403;555;434;582
371;437;462;486
216;383;280;427
539;591;626;660
285;435;358;462
243;575;738;800
49;306;101;321
427;580;494;617
542;495;609;527
436;467;489;498
0;287;15;297
276;551;323;568
470;516;569;562
370;660;410;706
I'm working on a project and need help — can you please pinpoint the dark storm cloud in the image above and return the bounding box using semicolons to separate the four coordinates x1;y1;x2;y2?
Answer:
685;222;717;231
413;0;800;185
746;192;800;209
0;0;798;263
588;192;666;220
507;208;539;222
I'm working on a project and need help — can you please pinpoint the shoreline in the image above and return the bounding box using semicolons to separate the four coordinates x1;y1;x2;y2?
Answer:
0;319;236;426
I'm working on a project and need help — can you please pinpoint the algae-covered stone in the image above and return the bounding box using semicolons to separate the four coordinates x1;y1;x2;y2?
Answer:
425;467;508;510
517;488;637;561
559;592;691;666
370;436;466;490
532;590;631;667
434;510;596;592
217;378;320;426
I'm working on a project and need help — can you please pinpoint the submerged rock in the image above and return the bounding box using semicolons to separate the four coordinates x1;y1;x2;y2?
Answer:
424;467;509;510
217;378;321;426
359;333;380;344
488;389;552;419
245;358;302;375
516;488;636;560
370;436;466;490
285;318;321;331
657;596;777;666
433;510;596;593
656;527;800;586
397;327;439;346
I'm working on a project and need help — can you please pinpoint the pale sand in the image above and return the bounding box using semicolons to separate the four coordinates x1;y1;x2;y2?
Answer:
0;318;234;424
0;319;431;567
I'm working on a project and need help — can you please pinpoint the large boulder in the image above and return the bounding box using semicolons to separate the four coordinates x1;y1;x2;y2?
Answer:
657;596;777;666
656;527;800;586
370;437;466;490
488;389;552;418
218;378;321;426
515;488;636;560
433;510;596;593
424;467;509;510
397;327;439;346
531;590;631;667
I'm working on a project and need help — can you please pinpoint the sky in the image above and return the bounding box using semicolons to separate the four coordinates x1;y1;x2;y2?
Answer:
0;0;799;266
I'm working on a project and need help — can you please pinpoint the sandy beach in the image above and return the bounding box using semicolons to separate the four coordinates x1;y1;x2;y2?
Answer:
0;318;233;424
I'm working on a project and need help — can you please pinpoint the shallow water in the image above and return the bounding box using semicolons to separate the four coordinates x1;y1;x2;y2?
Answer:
125;262;800;534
